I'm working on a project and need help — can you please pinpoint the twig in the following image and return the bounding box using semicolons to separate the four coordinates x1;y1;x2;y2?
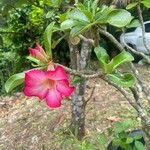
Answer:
121;29;150;63
55;63;104;79
79;35;94;45
137;1;150;53
85;86;96;105
99;28;124;51
130;87;144;109
130;63;150;105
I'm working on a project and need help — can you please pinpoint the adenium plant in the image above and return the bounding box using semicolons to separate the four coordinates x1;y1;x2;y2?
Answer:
6;0;150;145
5;0;135;131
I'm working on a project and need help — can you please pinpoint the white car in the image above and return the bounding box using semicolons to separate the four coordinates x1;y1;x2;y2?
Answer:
120;21;150;54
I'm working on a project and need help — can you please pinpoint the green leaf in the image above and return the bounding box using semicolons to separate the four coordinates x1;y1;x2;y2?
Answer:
46;10;55;18
44;22;55;59
107;73;135;88
114;120;133;134
107;9;133;28
126;2;138;10
96;6;114;24
94;46;110;72
98;133;108;145
5;72;25;93
26;56;41;64
133;134;143;140
48;0;62;7
76;2;93;21
68;9;90;23
59;12;68;22
108;51;134;73
70;22;95;36
72;76;82;84
112;139;121;146
61;19;76;30
135;141;145;150
127;19;140;28
126;137;134;144
141;0;150;8
52;36;66;49
114;122;125;133
91;0;98;16
122;119;134;129
70;26;85;37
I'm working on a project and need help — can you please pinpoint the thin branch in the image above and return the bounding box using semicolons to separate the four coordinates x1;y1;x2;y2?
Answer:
130;63;150;105
122;39;150;63
55;63;104;79
137;1;150;53
130;87;144;109
79;35;94;45
85;86;96;105
99;28;124;51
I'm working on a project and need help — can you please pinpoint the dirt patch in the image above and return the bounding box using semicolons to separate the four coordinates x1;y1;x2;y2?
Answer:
0;65;149;150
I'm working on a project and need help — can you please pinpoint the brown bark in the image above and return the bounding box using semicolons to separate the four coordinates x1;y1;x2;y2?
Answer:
69;37;92;140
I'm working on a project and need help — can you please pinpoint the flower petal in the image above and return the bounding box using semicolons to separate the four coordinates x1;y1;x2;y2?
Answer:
24;85;48;99
35;43;48;58
35;43;43;53
47;66;68;80
45;89;62;108
56;80;74;97
24;70;48;99
24;70;46;86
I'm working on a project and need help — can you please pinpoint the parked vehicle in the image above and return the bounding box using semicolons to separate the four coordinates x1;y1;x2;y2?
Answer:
120;21;150;54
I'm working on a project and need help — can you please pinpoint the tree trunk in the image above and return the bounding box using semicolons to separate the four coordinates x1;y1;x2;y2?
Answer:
69;38;92;140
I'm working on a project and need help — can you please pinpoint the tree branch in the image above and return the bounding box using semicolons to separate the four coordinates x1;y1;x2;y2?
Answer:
79;35;94;45
137;1;150;53
99;28;124;51
55;63;104;79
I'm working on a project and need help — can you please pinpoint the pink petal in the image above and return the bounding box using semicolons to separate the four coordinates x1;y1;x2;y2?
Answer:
24;84;48;99
45;89;62;108
47;66;68;80
35;43;48;57
24;70;48;99
35;43;43;52
56;80;74;97
24;70;46;86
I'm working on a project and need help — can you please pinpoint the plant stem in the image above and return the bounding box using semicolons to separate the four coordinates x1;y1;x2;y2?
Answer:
70;34;92;139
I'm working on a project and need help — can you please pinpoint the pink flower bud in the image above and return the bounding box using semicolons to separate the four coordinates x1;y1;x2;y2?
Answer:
28;43;49;63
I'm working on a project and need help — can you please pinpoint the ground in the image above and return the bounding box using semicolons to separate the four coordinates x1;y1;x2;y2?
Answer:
0;65;149;150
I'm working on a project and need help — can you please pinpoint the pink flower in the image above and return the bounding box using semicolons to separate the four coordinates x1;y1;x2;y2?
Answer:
28;43;49;63
24;66;74;108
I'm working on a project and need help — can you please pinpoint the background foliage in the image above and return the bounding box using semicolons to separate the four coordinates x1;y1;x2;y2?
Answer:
0;0;71;94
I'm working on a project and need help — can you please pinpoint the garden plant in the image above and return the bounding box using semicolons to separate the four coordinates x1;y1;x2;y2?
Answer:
2;0;150;149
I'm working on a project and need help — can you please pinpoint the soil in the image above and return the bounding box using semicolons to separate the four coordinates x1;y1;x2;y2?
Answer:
0;65;150;150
